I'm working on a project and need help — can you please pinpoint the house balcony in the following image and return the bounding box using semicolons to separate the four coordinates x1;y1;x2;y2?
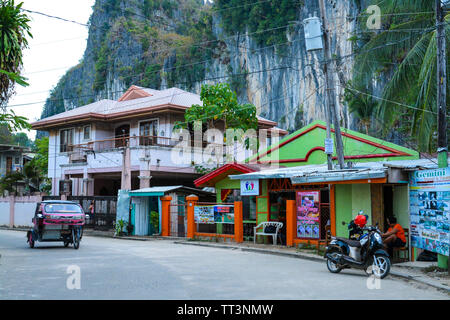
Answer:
67;135;229;166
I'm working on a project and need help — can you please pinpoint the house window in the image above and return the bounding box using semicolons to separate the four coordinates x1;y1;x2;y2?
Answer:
139;120;158;146
83;125;91;140
60;128;74;152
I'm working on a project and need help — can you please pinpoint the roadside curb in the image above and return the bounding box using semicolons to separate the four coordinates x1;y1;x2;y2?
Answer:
0;226;28;232
176;240;450;294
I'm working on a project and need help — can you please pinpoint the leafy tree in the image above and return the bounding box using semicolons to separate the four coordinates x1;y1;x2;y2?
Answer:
352;0;450;152
0;0;32;131
175;82;258;132
0;170;24;195
31;136;49;189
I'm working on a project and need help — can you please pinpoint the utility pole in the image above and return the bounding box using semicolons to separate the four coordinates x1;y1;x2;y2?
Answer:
436;0;447;168
318;0;346;170
435;0;449;272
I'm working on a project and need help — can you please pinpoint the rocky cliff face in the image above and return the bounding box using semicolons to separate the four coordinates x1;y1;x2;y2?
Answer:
40;0;363;134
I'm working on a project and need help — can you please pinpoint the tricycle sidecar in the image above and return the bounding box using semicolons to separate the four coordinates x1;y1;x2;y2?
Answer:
27;200;88;249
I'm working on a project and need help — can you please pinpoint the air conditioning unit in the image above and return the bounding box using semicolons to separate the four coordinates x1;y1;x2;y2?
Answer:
69;152;87;163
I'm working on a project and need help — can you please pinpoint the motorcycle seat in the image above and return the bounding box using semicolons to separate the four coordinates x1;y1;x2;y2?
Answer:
335;237;362;248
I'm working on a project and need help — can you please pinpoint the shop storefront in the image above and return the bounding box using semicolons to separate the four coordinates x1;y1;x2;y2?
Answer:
195;120;420;247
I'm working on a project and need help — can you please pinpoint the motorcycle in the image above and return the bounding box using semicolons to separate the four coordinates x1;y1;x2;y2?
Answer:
26;200;89;249
324;224;391;279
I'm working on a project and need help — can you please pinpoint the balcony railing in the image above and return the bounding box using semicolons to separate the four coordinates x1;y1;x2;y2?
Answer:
68;135;227;154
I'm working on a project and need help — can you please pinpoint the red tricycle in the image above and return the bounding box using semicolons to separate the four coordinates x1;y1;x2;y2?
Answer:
26;200;89;249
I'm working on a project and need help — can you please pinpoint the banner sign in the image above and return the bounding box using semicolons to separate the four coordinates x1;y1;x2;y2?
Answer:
296;191;320;239
409;167;450;256
214;205;234;224
194;205;235;224
240;179;259;196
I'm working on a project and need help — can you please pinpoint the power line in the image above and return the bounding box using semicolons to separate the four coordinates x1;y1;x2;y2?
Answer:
21;8;89;27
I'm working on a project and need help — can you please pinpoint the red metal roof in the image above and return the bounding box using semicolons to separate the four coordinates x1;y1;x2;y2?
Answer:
194;163;260;187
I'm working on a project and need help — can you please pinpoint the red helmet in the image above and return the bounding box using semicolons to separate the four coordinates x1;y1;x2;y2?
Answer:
354;214;367;228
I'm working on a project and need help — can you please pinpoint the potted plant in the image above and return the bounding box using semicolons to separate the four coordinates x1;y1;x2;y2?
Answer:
115;219;128;236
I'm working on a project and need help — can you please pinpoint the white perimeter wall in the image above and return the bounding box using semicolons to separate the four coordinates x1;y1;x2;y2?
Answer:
0;196;41;227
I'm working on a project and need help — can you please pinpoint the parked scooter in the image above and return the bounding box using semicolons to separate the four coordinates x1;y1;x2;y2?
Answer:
346;212;368;240
324;223;391;279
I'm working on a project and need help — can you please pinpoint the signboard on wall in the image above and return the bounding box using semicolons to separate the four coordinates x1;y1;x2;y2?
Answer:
214;205;234;224
240;179;259;196
296;191;320;239
194;205;235;224
409;168;450;256
194;206;215;224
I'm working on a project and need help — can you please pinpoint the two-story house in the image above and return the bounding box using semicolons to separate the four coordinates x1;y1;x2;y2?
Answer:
31;85;287;196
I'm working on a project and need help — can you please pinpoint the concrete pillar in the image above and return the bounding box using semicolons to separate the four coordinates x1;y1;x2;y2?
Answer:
138;170;151;189
186;195;199;239
234;201;243;243
121;146;131;190
9;196;14;228
160;196;172;237
83;172;94;196
286;200;296;247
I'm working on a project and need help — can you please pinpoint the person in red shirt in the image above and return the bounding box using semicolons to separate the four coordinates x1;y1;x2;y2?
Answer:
382;216;406;257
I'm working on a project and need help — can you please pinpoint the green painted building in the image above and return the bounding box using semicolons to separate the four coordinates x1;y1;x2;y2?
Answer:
195;120;421;257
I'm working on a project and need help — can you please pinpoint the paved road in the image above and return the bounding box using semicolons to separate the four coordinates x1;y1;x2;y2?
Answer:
0;230;448;300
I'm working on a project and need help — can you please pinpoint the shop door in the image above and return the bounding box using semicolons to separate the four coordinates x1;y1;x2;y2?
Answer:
148;196;159;235
6;157;12;174
134;197;149;236
177;198;186;237
371;184;384;232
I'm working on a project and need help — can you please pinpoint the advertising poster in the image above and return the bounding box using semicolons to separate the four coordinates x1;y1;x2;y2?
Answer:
194;206;215;224
195;205;235;224
296;191;320;239
214;205;235;224
409;168;450;256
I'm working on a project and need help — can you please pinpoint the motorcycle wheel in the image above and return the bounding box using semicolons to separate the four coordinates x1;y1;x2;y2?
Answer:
371;254;391;279
72;228;80;250
326;251;342;273
28;233;34;248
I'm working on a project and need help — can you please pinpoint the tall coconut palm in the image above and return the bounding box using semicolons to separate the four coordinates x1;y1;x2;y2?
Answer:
352;0;449;152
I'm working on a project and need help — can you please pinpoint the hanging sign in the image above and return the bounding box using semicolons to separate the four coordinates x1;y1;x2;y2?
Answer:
409;168;450;256
296;191;321;239
324;138;334;154
240;179;259;196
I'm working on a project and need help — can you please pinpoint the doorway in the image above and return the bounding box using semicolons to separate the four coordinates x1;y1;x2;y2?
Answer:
269;191;295;244
383;185;394;232
115;124;130;148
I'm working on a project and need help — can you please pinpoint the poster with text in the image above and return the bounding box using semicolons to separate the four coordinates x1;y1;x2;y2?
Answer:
214;205;235;224
296;191;320;239
409;168;450;256
194;206;215;224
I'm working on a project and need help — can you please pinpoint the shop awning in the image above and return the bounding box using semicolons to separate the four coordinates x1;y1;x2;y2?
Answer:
290;169;387;184
129;186;182;197
229;158;443;184
129;185;216;197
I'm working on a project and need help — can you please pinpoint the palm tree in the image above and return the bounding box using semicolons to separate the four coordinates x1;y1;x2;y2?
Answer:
344;84;377;135
352;0;449;152
0;0;32;105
